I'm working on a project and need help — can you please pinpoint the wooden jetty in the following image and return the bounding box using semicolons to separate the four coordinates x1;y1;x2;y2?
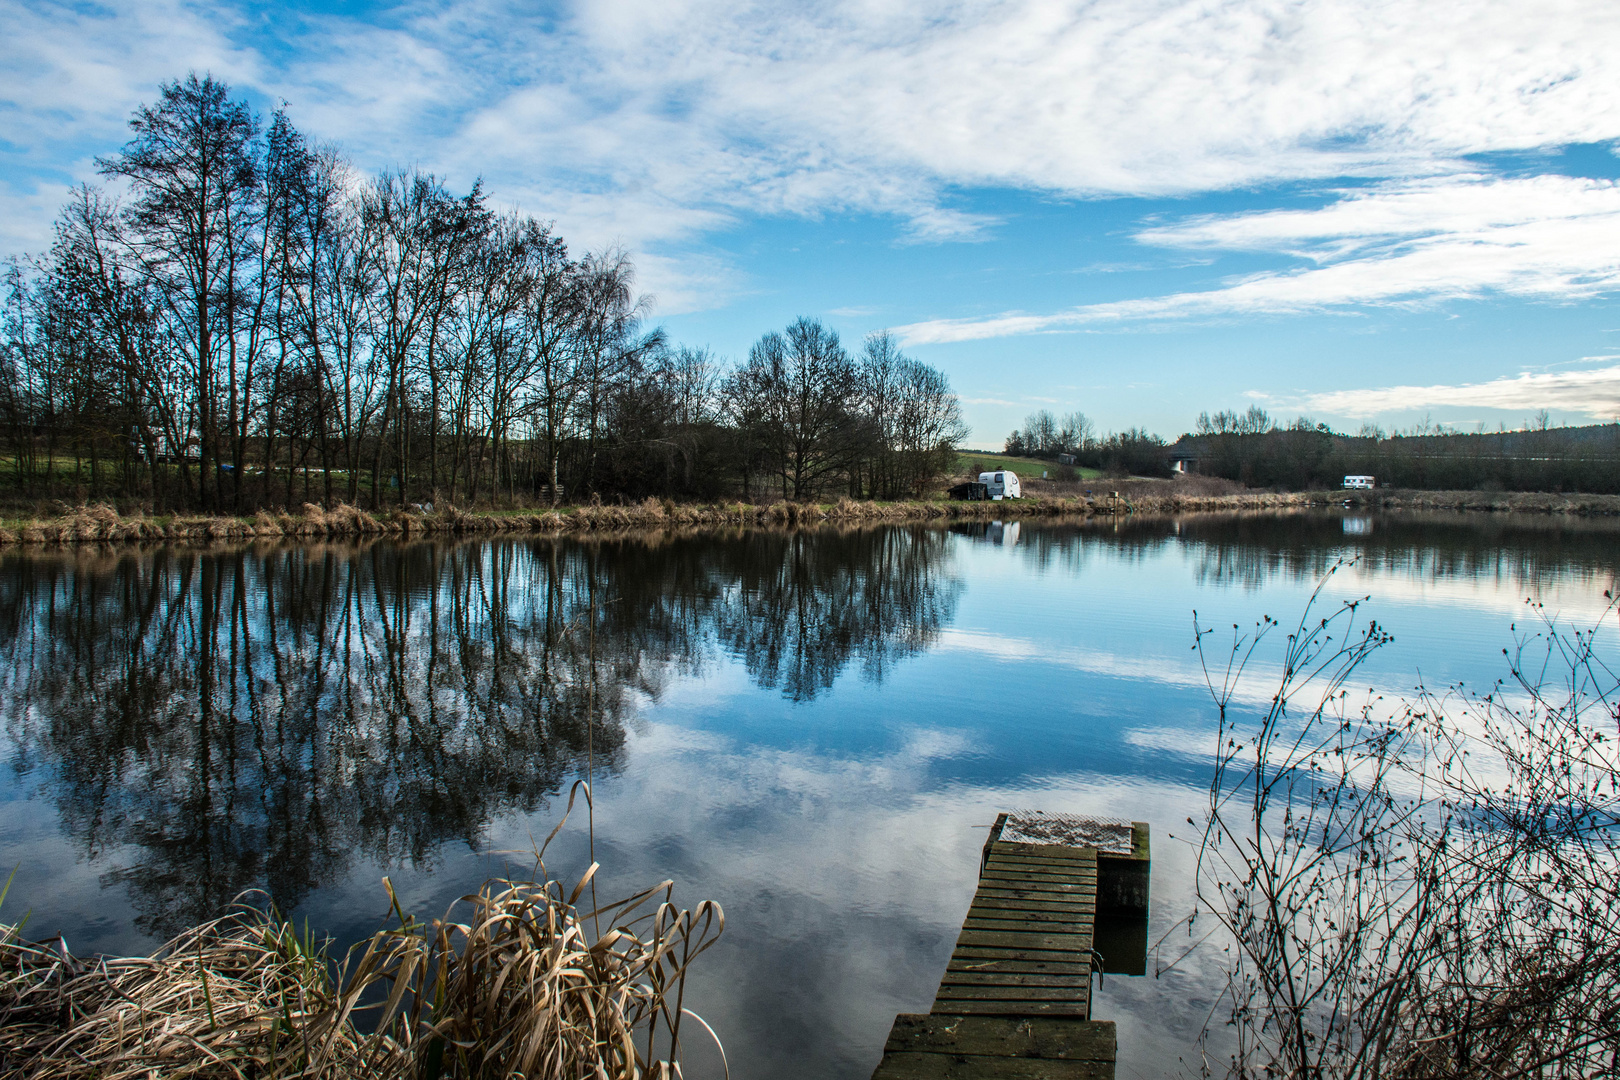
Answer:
870;812;1149;1080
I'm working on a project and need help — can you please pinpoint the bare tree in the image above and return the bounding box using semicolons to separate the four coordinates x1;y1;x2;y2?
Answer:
99;73;262;509
570;248;659;498
5;75;980;512
1058;411;1093;455
732;317;859;500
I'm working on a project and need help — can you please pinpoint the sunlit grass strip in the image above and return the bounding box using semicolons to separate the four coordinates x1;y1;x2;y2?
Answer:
0;869;723;1079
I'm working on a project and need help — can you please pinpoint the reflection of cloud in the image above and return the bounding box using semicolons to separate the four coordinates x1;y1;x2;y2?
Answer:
936;627;1282;704
479;716;1221;1079
1302;364;1620;420
1123;727;1212;756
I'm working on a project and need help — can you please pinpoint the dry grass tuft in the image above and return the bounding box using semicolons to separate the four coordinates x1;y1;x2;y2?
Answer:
0;852;723;1079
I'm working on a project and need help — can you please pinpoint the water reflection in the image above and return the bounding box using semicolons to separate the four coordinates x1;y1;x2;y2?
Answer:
1006;510;1620;593
0;528;961;937
0;513;1615;1079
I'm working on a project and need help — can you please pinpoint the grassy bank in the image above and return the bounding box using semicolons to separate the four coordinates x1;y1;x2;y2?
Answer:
955;451;1105;479
3;484;1618;546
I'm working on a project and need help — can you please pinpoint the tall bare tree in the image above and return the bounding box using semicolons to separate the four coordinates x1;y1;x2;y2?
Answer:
99;74;262;509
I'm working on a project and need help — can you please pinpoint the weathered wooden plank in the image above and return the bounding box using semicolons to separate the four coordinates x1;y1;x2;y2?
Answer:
989;838;1102;855
965;913;1095;932
965;903;1092;920
871;1051;1114;1080
946;958;1091;976
960;922;1090;939
974;874;1098;894
881;1014;1116;1062
933;999;1090;1017
939;990;1088;1003
973;886;1098;905
938;972;1090;988
952;952;1095;965
962;918;1091;937
984;849;1100;866
978;860;1095;876
968;895;1096;914
978;869;1098;885
955;929;1094;952
983;855;1098;872
988;840;1105;861
983;857;1100;875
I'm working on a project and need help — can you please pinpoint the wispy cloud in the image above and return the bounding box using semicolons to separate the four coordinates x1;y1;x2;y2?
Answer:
4;0;1620;279
899;207;1002;243
1303;364;1620;419
896;174;1620;344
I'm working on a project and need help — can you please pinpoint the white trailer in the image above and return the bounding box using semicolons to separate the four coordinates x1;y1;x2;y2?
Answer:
978;470;1022;500
1342;475;1375;490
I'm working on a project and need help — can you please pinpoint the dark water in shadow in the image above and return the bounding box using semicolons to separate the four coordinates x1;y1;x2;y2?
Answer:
0;511;1616;1078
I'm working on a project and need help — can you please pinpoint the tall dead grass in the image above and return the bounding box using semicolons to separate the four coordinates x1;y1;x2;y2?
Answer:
0;815;723;1079
7;485;1612;548
0;497;1078;546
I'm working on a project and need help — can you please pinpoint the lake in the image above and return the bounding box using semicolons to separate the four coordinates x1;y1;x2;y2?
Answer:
1;511;1616;1078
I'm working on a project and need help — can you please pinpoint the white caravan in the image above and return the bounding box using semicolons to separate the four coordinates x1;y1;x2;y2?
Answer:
978;470;1022;500
1342;475;1376;490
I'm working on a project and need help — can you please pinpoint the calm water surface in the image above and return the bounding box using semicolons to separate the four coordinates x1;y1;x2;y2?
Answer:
1;512;1616;1079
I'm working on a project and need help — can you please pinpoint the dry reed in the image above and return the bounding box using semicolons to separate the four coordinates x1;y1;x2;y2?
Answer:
4;484;1615;548
0;828;723;1079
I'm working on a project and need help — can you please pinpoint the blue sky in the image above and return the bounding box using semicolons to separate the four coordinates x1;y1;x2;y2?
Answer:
5;0;1620;448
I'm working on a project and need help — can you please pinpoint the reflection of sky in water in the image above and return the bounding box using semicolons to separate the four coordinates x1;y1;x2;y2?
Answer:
0;513;1615;1080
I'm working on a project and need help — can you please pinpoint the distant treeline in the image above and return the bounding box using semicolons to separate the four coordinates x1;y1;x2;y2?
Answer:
1182;407;1620;493
0;75;967;512
1003;409;1171;477
1006;405;1620;492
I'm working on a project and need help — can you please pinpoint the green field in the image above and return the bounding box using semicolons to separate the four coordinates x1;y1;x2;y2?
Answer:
954;451;1103;480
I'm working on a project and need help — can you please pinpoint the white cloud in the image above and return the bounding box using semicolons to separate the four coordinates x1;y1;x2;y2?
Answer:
3;0;1620;309
1303;363;1620;420
895;174;1620;344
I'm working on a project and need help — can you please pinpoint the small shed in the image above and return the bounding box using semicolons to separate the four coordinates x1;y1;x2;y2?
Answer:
948;481;989;501
1168;449;1201;474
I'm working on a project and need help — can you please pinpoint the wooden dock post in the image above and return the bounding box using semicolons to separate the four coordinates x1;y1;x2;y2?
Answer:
870;813;1148;1080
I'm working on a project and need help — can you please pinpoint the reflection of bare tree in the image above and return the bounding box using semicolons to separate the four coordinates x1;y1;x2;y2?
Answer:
0;527;962;937
715;528;962;701
0;541;632;938
999;513;1620;594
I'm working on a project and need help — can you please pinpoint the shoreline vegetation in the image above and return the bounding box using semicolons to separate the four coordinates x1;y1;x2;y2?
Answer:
1194;573;1620;1077
4;482;1620;546
0;839;722;1079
